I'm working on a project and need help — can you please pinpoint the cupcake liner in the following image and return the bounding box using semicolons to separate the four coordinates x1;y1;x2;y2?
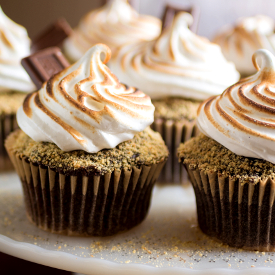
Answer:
151;118;198;184
185;163;275;251
6;135;166;236
0;113;17;171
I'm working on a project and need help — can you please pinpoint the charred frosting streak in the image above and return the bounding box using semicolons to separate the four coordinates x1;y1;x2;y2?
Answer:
110;12;239;101
0;7;35;93
214;15;275;75
197;49;275;163
17;44;155;153
63;0;161;62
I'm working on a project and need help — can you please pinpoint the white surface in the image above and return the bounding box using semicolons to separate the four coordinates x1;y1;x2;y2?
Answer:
1;172;275;274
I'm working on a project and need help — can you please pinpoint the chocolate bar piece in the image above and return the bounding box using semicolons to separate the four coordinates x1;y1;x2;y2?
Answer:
22;47;70;90
31;18;72;53
162;5;200;33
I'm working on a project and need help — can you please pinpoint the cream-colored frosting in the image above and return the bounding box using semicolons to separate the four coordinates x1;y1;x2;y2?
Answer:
0;7;35;93
63;0;161;62
17;44;154;153
214;15;275;76
198;49;275;163
110;12;240;101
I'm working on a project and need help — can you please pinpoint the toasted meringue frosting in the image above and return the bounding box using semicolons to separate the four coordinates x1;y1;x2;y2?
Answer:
0;7;35;93
214;15;275;76
17;44;155;153
197;49;275;164
110;12;240;101
63;0;161;62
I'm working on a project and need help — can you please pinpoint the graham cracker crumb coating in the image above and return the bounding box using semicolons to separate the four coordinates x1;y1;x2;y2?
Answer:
0;92;26;114
8;127;168;175
153;97;200;121
178;134;275;184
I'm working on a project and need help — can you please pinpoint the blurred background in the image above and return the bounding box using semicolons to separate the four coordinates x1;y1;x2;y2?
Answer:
2;0;275;40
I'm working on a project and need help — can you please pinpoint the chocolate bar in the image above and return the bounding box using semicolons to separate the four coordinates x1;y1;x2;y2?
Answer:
31;18;72;53
162;5;200;33
22;47;70;90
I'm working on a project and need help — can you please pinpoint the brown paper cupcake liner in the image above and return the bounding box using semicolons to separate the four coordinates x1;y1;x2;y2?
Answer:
151;118;199;184
6;139;166;236
0;113;18;172
185;163;275;252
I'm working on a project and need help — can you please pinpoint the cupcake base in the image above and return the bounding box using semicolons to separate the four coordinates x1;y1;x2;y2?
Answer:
6;132;166;236
151;118;198;184
185;164;275;252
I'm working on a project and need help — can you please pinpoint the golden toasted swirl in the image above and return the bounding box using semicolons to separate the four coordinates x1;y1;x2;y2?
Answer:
0;7;34;92
197;49;275;163
63;0;161;62
17;44;154;153
110;12;240;100
214;15;275;75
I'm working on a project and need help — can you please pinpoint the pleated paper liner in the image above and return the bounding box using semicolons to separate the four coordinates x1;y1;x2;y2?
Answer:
184;163;275;252
151;118;199;185
5;133;166;237
0;113;18;172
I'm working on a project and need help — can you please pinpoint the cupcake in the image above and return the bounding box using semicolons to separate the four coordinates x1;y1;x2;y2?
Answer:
179;49;275;251
213;15;275;77
0;7;35;171
63;0;161;63
110;12;240;184
5;44;168;236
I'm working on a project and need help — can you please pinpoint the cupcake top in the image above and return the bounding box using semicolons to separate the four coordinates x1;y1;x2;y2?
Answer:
0;7;35;93
63;0;161;62
17;44;155;153
110;12;240;101
197;49;275;164
214;15;275;76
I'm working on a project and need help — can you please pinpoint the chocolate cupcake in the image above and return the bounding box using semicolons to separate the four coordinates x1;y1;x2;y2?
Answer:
0;8;35;171
63;0;161;63
213;15;275;77
178;49;275;251
6;44;168;236
110;12;240;184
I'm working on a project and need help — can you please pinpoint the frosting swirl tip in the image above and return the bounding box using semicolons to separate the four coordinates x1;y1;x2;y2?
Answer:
18;43;155;153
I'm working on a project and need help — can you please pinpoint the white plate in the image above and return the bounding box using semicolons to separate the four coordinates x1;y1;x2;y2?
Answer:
1;172;275;275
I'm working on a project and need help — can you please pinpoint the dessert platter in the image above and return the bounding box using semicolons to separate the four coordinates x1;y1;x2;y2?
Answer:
1;171;275;275
2;1;275;274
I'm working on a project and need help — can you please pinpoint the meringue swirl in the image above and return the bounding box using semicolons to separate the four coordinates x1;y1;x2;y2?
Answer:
110;12;240;101
197;49;275;163
214;15;275;76
63;0;161;62
0;7;35;93
17;44;155;153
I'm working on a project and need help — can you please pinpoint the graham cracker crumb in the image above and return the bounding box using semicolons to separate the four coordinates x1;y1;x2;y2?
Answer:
178;134;275;184
153;97;200;121
8;127;168;175
0;92;26;114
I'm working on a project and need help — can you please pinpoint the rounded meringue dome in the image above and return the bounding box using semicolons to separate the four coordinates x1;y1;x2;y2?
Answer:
110;12;240;101
17;44;155;153
214;15;275;76
0;7;35;93
63;0;161;62
197;49;275;164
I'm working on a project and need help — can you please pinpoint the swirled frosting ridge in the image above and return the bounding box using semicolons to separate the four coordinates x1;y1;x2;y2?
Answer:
198;49;275;163
63;0;161;62
0;7;35;93
17;44;155;153
110;12;240;100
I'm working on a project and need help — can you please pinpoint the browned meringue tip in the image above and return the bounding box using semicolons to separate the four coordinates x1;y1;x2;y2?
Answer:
161;4;200;33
